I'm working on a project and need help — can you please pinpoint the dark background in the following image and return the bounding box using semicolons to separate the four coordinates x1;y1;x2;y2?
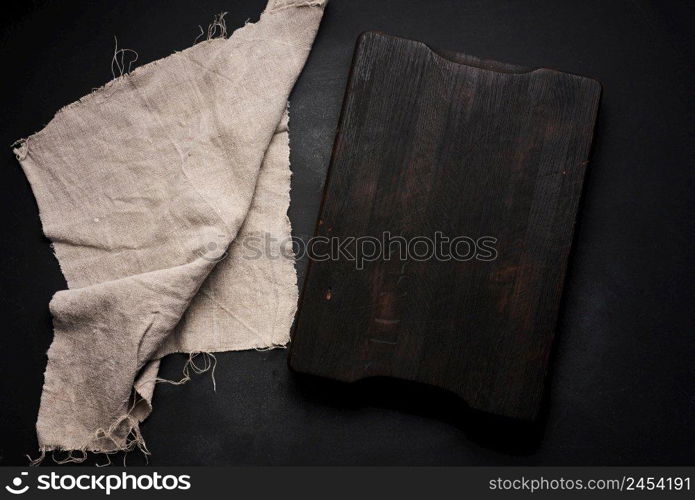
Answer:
0;0;693;465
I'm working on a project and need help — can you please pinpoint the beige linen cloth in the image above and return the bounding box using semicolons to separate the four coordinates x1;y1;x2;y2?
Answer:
13;0;326;457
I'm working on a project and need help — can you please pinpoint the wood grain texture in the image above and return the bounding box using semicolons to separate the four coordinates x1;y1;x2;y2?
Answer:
289;32;601;420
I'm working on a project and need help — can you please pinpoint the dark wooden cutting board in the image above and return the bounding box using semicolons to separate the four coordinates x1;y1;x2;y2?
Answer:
289;32;601;420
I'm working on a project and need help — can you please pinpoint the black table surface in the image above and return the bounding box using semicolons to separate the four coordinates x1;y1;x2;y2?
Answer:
0;0;693;465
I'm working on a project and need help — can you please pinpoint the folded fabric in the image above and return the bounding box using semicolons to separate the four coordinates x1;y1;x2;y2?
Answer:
13;0;326;457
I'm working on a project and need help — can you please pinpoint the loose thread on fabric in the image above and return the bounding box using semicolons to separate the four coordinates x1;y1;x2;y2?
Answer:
195;12;229;44
141;352;218;393
27;393;152;466
110;36;139;80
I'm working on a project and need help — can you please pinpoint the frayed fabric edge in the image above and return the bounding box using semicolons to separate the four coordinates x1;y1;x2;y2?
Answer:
25;352;214;466
27;404;151;466
267;0;327;13
25;344;290;466
10;9;251;151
